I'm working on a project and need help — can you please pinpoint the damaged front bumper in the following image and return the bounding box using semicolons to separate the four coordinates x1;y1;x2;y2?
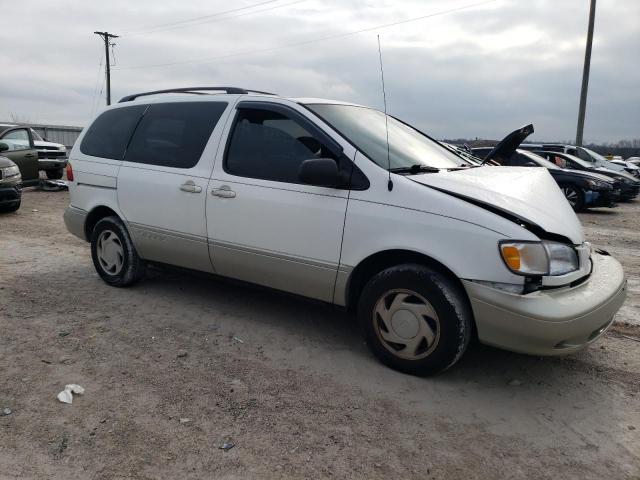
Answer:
462;252;626;356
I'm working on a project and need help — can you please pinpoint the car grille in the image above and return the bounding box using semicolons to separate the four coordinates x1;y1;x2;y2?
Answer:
37;150;67;159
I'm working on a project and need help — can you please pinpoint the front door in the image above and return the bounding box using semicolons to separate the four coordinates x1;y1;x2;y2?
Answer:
0;127;39;183
206;100;355;302
117;100;232;273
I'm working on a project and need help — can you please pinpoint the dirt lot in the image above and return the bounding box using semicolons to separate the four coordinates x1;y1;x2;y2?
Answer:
1;188;638;479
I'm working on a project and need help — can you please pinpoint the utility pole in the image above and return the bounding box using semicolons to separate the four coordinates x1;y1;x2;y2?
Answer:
94;31;119;105
575;0;596;146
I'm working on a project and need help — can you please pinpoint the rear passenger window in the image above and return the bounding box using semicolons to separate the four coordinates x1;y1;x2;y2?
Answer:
124;102;227;169
80;105;146;160
225;108;337;183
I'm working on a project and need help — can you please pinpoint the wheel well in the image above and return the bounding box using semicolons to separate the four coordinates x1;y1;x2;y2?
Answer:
345;250;467;312
84;206;119;241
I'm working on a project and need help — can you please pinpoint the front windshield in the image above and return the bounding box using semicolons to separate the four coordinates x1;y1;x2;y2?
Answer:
307;104;467;169
30;129;43;141
580;147;608;163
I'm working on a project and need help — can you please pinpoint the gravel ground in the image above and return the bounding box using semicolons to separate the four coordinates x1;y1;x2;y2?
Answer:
1;187;639;479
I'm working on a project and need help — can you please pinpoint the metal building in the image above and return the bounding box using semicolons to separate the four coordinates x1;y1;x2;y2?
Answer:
29;123;84;150
0;121;84;150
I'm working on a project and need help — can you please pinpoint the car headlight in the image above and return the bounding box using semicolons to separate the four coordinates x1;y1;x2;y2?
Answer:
499;241;579;276
1;165;20;178
586;179;611;189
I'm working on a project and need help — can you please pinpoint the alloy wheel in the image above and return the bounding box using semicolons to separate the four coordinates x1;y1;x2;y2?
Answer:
562;187;579;207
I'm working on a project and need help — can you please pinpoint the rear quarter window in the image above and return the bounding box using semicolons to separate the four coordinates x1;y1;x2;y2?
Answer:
80;105;147;160
124;102;228;169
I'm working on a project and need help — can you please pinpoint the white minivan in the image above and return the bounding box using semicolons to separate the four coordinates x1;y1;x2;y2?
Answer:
64;87;627;375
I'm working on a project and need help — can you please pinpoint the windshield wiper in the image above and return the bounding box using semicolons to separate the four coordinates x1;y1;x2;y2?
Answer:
390;164;441;175
448;164;480;170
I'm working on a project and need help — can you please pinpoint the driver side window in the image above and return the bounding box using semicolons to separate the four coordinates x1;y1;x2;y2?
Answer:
1;128;31;151
554;156;568;168
225;107;337;183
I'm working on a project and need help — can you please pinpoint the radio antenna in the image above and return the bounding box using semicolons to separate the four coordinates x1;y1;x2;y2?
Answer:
377;35;393;191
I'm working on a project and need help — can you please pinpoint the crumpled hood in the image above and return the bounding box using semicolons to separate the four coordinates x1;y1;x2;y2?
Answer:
411;166;584;244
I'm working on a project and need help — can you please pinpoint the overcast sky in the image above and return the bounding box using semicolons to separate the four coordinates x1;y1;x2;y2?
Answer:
2;0;638;143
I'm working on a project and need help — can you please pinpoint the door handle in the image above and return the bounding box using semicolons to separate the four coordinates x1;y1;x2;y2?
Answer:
211;185;236;198
180;180;202;193
25;153;35;158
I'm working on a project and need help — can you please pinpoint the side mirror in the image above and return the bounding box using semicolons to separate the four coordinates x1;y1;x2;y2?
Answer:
298;158;339;187
0;142;8;152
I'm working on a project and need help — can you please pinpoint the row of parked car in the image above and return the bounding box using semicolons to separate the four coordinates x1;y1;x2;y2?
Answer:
0;123;69;212
0;120;636;219
447;125;640;212
2;118;637;216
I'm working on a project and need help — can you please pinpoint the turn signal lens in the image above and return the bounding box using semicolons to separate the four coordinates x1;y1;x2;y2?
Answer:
501;246;521;270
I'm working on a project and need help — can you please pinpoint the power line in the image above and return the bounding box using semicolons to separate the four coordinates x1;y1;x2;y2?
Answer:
89;51;104;116
95;74;106;116
115;0;497;71
123;0;309;37
111;42;117;66
121;0;294;36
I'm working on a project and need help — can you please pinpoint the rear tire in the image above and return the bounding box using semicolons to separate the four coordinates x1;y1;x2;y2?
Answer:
90;216;146;287
561;185;585;211
357;264;472;376
46;168;64;180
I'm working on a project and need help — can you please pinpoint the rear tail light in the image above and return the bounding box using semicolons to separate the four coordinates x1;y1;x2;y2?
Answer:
66;162;74;182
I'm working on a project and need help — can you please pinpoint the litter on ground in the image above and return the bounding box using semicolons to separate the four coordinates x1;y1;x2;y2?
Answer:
57;384;85;404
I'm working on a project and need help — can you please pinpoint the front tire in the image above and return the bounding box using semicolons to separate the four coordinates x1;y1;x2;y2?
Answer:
561;185;585;211
358;264;472;376
46;168;64;180
90;216;146;287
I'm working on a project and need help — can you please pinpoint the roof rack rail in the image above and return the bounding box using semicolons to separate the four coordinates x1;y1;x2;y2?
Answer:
118;87;276;103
